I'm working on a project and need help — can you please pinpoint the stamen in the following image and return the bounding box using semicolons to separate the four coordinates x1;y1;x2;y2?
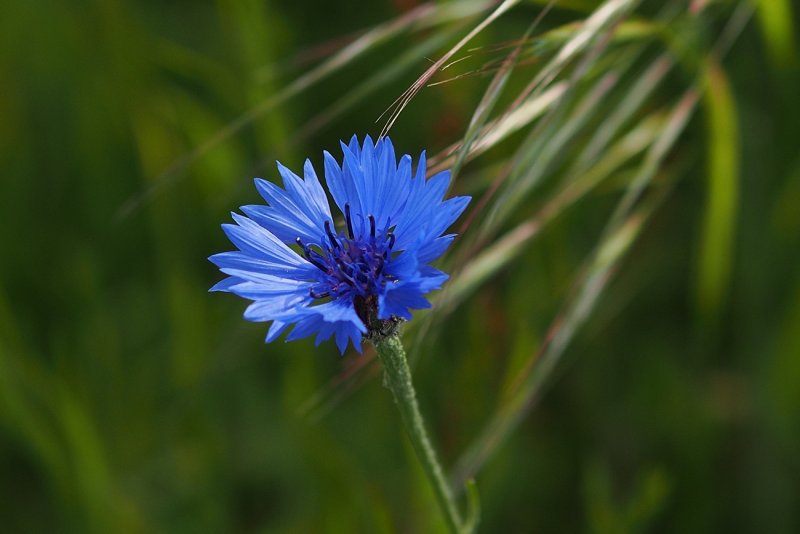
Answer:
300;214;394;299
337;266;358;289
334;258;350;275
344;203;354;239
324;221;340;249
296;237;328;271
383;233;396;259
309;288;330;299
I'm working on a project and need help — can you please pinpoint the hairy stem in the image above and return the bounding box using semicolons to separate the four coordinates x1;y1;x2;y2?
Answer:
374;334;475;533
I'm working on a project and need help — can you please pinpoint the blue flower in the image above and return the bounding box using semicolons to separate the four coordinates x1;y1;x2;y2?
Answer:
210;135;470;354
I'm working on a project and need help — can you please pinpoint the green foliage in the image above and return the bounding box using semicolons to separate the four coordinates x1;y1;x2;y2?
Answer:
1;0;799;532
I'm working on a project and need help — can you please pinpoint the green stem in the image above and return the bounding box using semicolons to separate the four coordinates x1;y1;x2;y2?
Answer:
374;334;475;534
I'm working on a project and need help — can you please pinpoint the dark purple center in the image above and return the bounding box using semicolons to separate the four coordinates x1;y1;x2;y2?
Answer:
297;203;396;301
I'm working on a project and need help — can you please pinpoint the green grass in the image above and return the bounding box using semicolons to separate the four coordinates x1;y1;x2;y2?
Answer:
1;0;799;532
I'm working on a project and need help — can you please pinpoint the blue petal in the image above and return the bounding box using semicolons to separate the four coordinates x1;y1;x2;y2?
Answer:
385;250;418;280
243;294;309;322
222;272;308;292
358;137;377;219
375;137;396;185
314;321;338;347
209;251;315;278
223;213;308;267
415;149;427;181
240;204;321;244
366;137;410;230
335;322;363;354
230;282;311;303
394;171;455;249
309;299;367;332
347;134;361;157
252;178;322;242
286;314;325;342
266;320;289;342
378;281;431;320
418;266;449;292
294;299;367;353
324;149;360;217
423;196;470;239
416;234;456;264
339;142;370;235
209;276;241;293
376;154;411;228
276;160;331;228
302;159;332;220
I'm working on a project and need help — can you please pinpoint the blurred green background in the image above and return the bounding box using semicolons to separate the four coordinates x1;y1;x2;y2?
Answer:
1;0;799;532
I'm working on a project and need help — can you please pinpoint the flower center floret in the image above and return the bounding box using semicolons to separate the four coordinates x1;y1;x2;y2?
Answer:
296;203;397;303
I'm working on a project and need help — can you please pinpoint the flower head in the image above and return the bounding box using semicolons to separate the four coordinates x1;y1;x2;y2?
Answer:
210;135;470;353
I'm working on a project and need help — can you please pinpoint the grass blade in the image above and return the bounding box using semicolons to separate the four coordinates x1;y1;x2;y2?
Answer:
117;1;493;220
695;58;739;329
452;180;671;487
